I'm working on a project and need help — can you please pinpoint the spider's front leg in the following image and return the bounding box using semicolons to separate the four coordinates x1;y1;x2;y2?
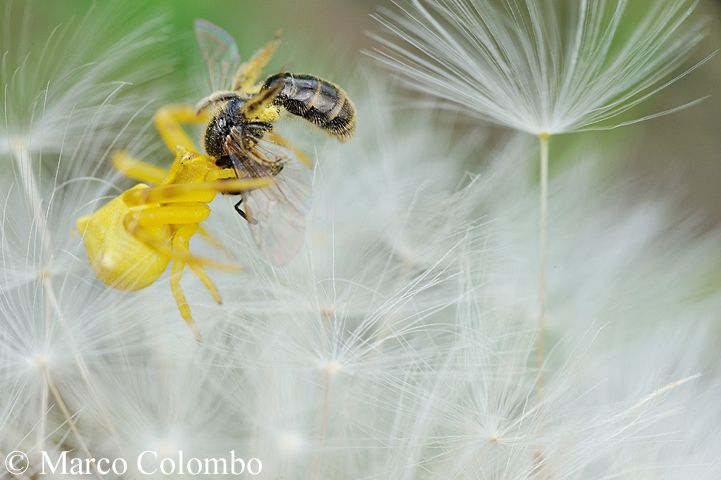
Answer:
112;151;168;185
195;90;242;115
112;105;209;188
154;104;209;155
121;176;271;341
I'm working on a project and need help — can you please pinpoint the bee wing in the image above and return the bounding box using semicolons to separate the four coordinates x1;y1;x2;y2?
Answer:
225;137;310;265
242;179;307;265
194;19;241;91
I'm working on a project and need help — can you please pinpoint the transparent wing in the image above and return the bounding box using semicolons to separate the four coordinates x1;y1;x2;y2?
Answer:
194;19;241;91
243;177;307;265
225;136;310;265
253;138;312;213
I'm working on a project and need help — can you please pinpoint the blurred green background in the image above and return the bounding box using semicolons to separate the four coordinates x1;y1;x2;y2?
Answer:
22;0;380;79
3;0;721;227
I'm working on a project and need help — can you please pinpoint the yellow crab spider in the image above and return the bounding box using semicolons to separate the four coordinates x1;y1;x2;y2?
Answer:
77;31;322;341
77;105;270;342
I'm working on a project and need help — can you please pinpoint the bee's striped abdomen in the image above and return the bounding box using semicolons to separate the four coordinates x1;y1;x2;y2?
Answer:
263;73;355;141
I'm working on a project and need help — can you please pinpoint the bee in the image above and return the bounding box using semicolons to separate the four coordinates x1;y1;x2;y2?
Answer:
76;20;356;341
193;19;355;263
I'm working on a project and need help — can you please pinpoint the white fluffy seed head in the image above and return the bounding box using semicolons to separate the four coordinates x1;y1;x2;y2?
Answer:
371;0;709;135
1;3;172;177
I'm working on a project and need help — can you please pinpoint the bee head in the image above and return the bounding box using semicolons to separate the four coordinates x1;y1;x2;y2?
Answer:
203;98;245;159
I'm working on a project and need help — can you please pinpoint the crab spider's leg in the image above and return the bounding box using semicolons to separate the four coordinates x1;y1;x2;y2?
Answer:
187;262;223;305
124;187;216;207
154;105;210;153
267;132;313;167
197;226;236;259
195;90;242;114
170;262;199;341
129;204;211;227
232;32;282;93
122;205;239;271
122;177;270;265
207;167;241;181
169;224;203;342
112;150;168;185
122;177;272;207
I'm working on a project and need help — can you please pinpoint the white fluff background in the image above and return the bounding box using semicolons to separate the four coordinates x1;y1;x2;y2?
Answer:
2;1;721;479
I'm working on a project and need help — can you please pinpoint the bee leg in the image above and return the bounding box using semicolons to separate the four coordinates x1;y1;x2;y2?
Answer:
267;131;313;167
233;195;252;223
112;151;168;184
232;31;281;93
233;198;248;222
240;83;283;123
247;147;282;167
197;167;250;259
234;195;255;224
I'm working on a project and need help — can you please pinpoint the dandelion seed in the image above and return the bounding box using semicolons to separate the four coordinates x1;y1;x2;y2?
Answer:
371;0;710;395
1;4;170;167
277;430;305;455
372;0;708;135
